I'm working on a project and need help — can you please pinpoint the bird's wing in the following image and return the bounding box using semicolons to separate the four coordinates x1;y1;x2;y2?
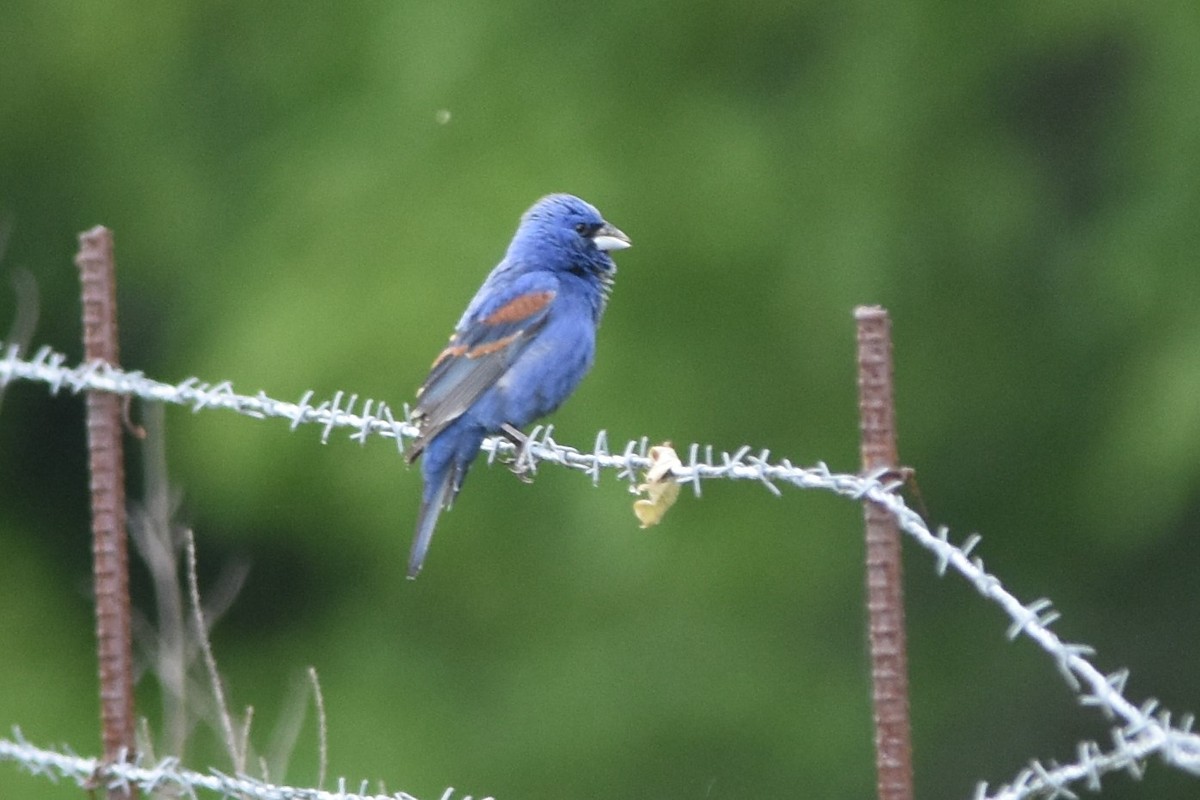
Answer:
407;273;558;461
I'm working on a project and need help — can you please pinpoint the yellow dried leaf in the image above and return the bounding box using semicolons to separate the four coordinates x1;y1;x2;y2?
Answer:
633;444;682;528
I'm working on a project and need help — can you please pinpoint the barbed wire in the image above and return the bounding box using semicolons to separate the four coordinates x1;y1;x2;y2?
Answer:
3;342;1199;798
0;344;921;496
0;730;489;800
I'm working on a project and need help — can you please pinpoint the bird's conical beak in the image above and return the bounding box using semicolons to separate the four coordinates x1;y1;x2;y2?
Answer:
592;222;631;252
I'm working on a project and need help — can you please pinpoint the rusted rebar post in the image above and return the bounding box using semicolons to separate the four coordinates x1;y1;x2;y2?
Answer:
855;305;913;800
76;226;137;797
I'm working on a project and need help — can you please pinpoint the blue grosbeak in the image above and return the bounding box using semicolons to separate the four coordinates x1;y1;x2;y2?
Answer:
405;194;631;577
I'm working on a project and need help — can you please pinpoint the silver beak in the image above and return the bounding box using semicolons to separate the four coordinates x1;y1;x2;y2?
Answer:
592;222;631;252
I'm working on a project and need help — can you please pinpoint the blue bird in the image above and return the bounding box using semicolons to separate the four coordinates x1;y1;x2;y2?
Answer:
405;194;631;578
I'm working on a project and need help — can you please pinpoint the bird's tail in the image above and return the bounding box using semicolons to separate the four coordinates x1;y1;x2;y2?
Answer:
407;460;458;579
407;423;484;579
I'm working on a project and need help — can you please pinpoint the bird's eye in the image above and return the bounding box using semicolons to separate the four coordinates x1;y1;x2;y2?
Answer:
574;222;591;236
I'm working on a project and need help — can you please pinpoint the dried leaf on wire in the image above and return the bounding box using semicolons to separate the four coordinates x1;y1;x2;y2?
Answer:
633;443;682;528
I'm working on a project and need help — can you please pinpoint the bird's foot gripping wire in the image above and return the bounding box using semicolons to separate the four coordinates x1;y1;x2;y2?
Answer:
500;423;537;483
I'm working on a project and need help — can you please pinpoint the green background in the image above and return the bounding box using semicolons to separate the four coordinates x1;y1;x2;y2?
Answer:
3;2;1200;798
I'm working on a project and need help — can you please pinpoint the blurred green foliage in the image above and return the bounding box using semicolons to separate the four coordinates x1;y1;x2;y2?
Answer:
3;1;1200;798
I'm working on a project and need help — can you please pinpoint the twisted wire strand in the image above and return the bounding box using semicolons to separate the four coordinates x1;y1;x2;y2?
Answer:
0;730;486;800
3;343;1199;798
